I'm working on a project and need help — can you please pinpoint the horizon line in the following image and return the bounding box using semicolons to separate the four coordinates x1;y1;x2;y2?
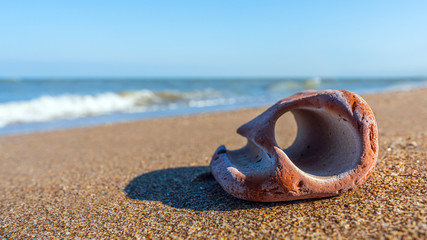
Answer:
1;75;426;80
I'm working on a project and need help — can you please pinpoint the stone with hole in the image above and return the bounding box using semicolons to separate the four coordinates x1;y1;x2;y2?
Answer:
210;89;378;202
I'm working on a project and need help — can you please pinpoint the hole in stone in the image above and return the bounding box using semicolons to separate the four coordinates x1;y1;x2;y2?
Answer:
274;113;298;150
275;108;363;178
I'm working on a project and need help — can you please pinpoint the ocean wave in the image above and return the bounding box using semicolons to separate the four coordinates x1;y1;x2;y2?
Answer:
267;77;322;92
383;79;427;92
0;89;224;127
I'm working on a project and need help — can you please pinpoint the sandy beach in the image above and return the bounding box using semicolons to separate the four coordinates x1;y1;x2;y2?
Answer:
1;89;426;239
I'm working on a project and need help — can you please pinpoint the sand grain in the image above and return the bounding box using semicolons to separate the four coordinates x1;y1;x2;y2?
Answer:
1;89;426;239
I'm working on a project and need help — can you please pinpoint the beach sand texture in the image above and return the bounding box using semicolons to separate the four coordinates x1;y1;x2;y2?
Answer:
1;89;426;239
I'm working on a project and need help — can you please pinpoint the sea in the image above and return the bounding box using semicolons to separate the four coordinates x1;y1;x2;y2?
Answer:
0;77;426;135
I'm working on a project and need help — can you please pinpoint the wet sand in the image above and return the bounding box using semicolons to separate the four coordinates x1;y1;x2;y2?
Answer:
1;89;426;239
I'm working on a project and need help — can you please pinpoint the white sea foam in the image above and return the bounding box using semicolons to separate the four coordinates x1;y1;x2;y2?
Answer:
0;89;223;127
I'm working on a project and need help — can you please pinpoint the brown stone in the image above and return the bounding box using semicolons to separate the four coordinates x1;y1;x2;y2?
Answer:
210;89;379;202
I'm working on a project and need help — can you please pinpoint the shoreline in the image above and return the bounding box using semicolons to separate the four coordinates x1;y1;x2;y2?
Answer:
1;86;426;136
1;88;426;238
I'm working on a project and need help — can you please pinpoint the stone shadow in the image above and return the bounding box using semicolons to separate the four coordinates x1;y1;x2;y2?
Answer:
124;166;323;211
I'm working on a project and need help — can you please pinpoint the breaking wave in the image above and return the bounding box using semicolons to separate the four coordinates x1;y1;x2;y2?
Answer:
267;77;322;92
1;77;426;130
0;89;228;127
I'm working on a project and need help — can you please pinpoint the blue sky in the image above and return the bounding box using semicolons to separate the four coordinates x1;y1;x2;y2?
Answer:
1;1;426;77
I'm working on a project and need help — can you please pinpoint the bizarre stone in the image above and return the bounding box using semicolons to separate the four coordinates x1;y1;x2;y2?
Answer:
210;90;378;202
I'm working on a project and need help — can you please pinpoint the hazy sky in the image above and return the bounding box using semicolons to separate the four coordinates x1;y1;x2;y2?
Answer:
1;1;427;77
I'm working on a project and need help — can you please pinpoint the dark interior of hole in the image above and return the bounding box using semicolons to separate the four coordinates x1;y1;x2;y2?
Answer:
278;109;362;177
